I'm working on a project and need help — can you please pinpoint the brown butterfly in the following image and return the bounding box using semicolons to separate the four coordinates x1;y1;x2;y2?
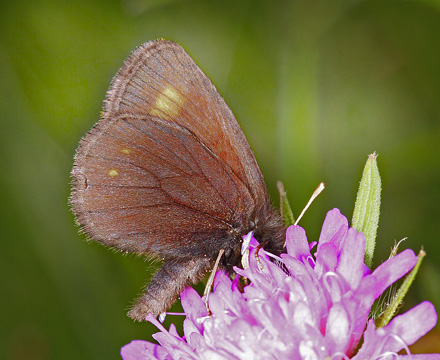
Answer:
70;40;285;321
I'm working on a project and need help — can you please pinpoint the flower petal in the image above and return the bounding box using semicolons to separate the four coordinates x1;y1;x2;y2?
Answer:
325;303;351;354
314;242;338;278
286;225;311;260
337;227;365;290
354;302;438;359
181;287;206;333
317;208;348;251
370;249;417;299
121;340;166;360
382;301;437;353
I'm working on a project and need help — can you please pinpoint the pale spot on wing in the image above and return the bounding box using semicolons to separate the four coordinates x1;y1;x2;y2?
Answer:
121;148;131;154
108;169;119;177
151;85;185;120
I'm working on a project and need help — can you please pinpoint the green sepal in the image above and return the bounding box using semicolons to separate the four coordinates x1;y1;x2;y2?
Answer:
352;153;382;268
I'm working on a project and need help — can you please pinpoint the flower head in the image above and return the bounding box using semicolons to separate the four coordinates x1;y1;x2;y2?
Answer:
121;209;438;360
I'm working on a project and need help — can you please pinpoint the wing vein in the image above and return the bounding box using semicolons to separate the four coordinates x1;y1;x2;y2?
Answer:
122;114;239;217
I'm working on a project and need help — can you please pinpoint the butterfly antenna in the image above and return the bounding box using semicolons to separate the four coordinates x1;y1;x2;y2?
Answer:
294;182;326;226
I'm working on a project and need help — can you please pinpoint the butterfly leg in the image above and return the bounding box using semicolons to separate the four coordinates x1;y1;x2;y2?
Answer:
128;256;211;321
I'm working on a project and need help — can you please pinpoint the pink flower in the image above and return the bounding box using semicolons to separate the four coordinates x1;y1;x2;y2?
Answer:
121;209;439;360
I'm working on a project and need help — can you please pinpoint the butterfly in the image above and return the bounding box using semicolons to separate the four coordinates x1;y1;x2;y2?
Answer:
70;40;285;321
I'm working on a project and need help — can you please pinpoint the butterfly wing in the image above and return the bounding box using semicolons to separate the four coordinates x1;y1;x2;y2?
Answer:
71;40;270;259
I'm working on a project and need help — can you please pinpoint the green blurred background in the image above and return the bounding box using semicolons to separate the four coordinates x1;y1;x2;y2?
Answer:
1;0;439;358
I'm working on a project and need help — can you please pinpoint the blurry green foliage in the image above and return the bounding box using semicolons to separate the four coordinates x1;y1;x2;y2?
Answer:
1;0;439;358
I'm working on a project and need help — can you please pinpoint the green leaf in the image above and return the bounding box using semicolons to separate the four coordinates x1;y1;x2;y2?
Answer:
277;181;295;226
352;153;382;268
